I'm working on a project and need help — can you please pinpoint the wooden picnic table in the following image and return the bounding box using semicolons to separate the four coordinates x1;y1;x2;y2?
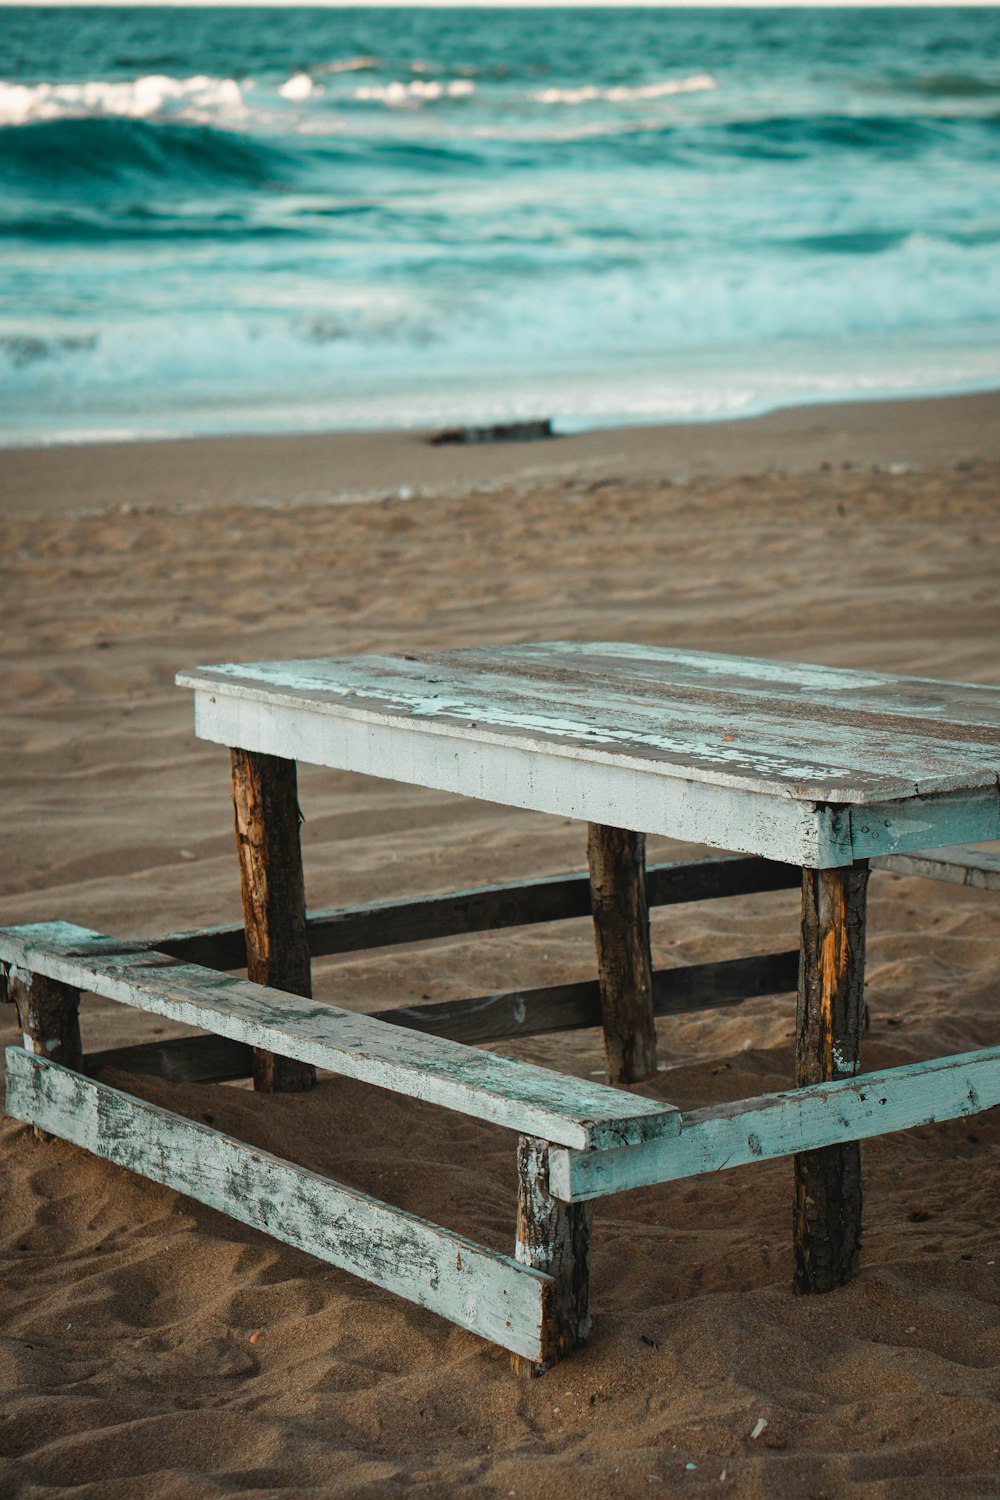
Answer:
4;643;999;1371
180;642;1000;1295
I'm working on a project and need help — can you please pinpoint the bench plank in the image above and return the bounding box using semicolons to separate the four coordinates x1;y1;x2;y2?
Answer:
5;1050;552;1361
375;951;799;1043
549;1047;1000;1202
85;950;798;1083
874;844;1000;891
0;922;679;1152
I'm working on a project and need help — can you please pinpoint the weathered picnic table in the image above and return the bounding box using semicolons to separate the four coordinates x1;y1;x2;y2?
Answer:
3;643;1000;1372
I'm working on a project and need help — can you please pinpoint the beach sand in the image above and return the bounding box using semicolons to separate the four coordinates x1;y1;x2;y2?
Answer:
2;392;1000;1499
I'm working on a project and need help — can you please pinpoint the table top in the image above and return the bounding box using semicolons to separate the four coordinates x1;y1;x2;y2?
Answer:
177;643;1000;868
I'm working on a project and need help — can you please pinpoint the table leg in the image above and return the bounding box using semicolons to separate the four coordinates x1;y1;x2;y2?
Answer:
512;1135;593;1375
6;971;81;1141
793;861;870;1292
587;823;657;1085
230;748;316;1093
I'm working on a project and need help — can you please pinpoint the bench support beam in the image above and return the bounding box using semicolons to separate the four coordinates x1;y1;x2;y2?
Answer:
513;1136;592;1374
231;749;316;1093
793;861;870;1293
6;1050;553;1362
548;1046;1000;1202
587;824;657;1085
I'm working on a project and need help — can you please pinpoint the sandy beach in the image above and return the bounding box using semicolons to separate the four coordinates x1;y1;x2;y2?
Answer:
2;390;1000;1499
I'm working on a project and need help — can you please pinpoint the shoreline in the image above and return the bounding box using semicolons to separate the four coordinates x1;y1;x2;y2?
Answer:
4;388;1000;520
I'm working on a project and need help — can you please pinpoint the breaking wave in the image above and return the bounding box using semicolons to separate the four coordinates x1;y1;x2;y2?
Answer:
0;115;293;190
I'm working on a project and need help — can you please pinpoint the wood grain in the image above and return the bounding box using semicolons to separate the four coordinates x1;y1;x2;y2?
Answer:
587;824;657;1085
82;949;798;1083
179;647;1000;867
178;644;1000;802
793;863;870;1294
231;748;315;1093
512;1135;592;1374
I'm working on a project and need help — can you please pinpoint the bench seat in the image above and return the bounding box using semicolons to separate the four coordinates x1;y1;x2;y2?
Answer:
0;921;679;1153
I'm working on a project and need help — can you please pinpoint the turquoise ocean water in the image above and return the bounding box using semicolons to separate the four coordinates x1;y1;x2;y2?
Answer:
3;5;1000;444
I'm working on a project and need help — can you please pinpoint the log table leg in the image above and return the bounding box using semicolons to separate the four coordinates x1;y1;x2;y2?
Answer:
512;1136;593;1375
231;748;316;1093
587;823;657;1085
793;861;870;1293
5;970;81;1140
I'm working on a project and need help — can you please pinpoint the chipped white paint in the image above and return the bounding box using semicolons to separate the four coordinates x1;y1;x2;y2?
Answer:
548;1047;1000;1202
187;688;852;866
0;922;679;1152
5;1050;553;1361
176;644;1000;869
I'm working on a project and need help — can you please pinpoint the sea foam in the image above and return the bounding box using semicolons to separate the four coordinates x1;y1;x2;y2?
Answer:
530;74;716;106
0;75;245;127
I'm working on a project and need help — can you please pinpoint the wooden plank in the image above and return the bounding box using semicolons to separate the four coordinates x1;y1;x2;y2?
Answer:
5;1050;552;1361
587;824;657;1084
144;839;1000;985
82;950;798;1083
77;951;797;1090
231;748;315;1093
185;685;854;867
177;649;1000;805
874;844;1000;891
549;1046;1000;1203
0;924;679;1152
793;863;870;1294
511;643;1000;741
373;951;799;1044
512;1136;592;1375
149;855;801;973
87;1034;254;1084
848;791;1000;862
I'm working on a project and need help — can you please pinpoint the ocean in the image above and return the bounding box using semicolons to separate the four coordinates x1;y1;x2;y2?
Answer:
3;5;1000;445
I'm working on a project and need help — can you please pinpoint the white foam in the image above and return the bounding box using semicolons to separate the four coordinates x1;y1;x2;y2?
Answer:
0;74;245;127
278;73;316;103
353;79;476;106
530;74;716;106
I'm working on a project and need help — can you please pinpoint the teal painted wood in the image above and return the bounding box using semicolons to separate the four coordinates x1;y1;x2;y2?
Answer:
176;645;1000;869
5;1050;552;1360
508;643;1000;737
848;794;1000;861
0;923;679;1152
875;844;1000;891
176;646;1000;799
547;1046;1000;1202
